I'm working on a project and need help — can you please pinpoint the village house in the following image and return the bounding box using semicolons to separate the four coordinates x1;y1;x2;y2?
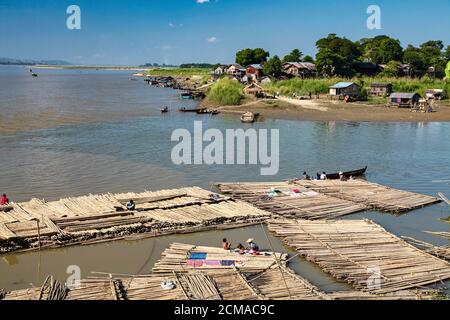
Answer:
225;64;246;78
369;83;393;96
246;64;263;80
353;62;382;77
283;62;317;78
213;65;227;76
260;75;275;85
389;92;421;108
329;82;361;97
425;89;444;100
244;82;265;97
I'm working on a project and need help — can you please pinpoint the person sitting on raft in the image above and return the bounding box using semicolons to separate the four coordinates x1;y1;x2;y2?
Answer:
126;200;135;211
222;238;231;250
339;172;348;182
234;243;247;255
246;238;260;255
301;172;311;180
1;194;9;206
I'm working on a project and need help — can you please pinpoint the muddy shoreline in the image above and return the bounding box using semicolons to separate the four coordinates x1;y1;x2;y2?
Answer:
203;98;450;123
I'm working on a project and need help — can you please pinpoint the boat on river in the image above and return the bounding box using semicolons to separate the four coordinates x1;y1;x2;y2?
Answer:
240;112;259;123
326;166;367;180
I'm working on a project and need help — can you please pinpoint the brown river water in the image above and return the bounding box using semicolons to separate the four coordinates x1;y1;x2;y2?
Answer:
0;66;449;293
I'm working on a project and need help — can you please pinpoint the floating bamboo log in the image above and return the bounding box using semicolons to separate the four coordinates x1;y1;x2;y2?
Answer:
268;219;450;294
216;182;366;220
152;243;287;273
0;187;269;253
402;236;450;261
293;180;441;213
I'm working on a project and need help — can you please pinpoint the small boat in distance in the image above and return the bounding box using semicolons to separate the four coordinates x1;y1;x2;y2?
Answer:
180;92;193;100
31;73;38;77
240;112;259;123
179;107;206;113
161;106;169;113
326;166;367;180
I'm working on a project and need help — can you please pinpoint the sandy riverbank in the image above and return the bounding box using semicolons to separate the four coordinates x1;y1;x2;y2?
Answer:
204;97;450;122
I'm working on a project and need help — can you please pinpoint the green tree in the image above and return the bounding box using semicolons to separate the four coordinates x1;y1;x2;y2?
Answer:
444;46;450;61
303;55;315;63
282;49;303;63
315;48;346;77
360;36;403;64
403;45;428;76
381;60;401;77
445;61;450;79
263;55;283;77
235;48;270;66
420;40;446;78
315;34;361;76
252;48;270;64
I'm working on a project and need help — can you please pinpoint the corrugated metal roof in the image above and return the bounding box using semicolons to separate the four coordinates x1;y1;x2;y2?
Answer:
371;82;392;87
248;64;262;69
390;92;419;99
330;82;356;89
283;62;316;71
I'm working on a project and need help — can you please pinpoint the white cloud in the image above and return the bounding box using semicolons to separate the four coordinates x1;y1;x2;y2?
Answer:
196;0;210;3
207;36;217;43
168;23;175;28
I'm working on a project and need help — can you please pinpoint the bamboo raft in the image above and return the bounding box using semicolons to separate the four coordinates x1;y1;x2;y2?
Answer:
402;237;450;261
152;243;287;273
0;187;269;253
2;268;438;301
268;219;450;294
293;180;441;213
216;182;366;220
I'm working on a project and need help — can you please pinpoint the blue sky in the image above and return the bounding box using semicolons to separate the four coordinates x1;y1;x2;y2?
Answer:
1;0;450;65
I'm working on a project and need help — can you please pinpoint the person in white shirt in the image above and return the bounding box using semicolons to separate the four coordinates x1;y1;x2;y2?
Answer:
320;172;327;180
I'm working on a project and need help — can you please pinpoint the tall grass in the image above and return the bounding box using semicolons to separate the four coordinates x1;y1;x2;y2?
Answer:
264;76;450;98
147;67;211;77
207;78;244;105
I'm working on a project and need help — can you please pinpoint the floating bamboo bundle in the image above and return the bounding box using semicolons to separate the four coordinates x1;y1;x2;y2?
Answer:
293;180;441;213
3;268;438;301
0;187;269;253
403;236;450;261
216;182;366;220
152;243;287;273
268;219;450;294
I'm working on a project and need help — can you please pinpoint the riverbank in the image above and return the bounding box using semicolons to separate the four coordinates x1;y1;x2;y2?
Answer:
34;65;152;71
205;97;450;122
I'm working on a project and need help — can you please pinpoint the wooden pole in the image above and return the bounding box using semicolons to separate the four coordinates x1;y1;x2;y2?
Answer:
35;219;41;250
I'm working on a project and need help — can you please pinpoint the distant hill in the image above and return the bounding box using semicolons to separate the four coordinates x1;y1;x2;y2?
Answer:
0;57;72;66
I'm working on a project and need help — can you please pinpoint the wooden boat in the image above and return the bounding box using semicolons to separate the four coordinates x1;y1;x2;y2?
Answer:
179;107;205;113
161;106;169;113
240;112;256;123
326;166;367;180
196;108;210;114
180;92;193;100
210;110;220;115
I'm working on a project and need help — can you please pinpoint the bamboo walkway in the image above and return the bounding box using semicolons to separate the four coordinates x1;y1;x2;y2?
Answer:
216;182;366;220
0;187;269;253
293;180;441;213
268;219;450;294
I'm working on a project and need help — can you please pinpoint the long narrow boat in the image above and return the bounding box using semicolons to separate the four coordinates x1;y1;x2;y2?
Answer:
179;107;206;113
326;166;367;180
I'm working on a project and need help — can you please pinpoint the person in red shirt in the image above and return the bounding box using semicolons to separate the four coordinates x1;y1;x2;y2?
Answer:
1;194;9;206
